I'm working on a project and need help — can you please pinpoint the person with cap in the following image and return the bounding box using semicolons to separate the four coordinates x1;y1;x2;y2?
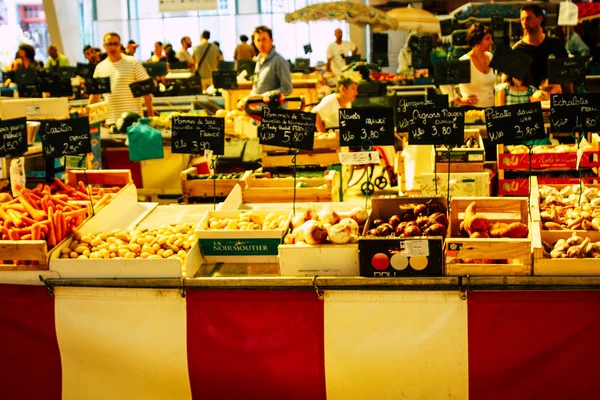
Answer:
513;4;572;93
126;40;138;57
45;44;70;69
89;32;154;124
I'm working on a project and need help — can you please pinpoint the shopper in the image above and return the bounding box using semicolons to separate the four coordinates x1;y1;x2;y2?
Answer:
192;30;220;90
214;42;225;61
83;45;100;64
89;32;154;124
495;74;538;106
150;42;166;62
12;44;39;70
165;47;179;63
176;36;193;64
560;26;590;58
456;23;495;108
126;40;139;57
513;4;572;92
326;28;357;77
312;76;358;132
45;45;70;69
250;26;292;97
234;35;255;63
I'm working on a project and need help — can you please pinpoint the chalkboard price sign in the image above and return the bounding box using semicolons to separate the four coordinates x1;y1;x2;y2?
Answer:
339;107;395;148
0;117;28;157
548;57;586;85
41;118;91;158
259;108;316;151
432;60;470;85
485;102;545;144
212;71;238;89
171;116;225;155
392;94;448;131
129;78;155;98
408;107;464;145
85;77;111;95
551;94;600;133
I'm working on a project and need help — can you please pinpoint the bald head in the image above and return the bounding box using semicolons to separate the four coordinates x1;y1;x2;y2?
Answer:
335;29;343;41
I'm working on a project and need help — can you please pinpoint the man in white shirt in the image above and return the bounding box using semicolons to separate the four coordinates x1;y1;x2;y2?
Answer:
88;32;154;124
312;76;358;132
176;36;193;66
326;29;357;77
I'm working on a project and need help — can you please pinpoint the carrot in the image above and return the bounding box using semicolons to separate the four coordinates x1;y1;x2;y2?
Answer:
49;196;70;208
32;223;40;240
71;226;80;238
54;210;62;242
72;191;90;200
8;230;20;240
21;234;32;240
64;208;88;218
94;194;112;209
28;191;42;201
6;209;23;227
53;194;69;201
20;190;40;210
41;196;49;213
61;211;68;239
0;207;10;221
18;196;44;221
4;204;26;212
43;184;52;193
53;177;71;192
21;216;37;226
35;183;43;191
77;181;87;194
47;208;56;247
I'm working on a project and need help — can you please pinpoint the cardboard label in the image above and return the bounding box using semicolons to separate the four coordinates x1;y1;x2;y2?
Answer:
402;239;430;257
41;118;91;158
10;157;25;198
24;104;41;117
338;151;380;165
0;117;28;157
408;107;465;145
171;116;225;155
485;102;546;144
258;107;316;151
339;107;394;148
198;238;281;256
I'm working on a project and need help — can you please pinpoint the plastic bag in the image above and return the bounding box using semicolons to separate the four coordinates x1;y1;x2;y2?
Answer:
126;118;164;162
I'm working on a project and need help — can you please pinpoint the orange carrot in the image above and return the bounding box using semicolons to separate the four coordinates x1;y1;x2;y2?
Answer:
94;194;111;209
54;210;62;242
64;208;88;218
53;177;71;192
21;216;37;226
0;207;10;221
49;196;70;208
41;196;49;213
47;208;56;247
4;204;26;212
61;211;68;239
32;223;40;240
6;209;23;227
43;184;52;193
78;181;87;194
21;234;32;240
18;196;44;221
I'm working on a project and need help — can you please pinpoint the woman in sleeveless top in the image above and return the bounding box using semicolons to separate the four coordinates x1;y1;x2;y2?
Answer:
457;23;495;108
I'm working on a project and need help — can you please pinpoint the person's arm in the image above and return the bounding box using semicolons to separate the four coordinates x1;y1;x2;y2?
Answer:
315;113;326;133
273;56;293;96
88;94;101;105
351;42;358;56
143;94;154;116
571;33;590;57
326;44;333;72
44;57;51;69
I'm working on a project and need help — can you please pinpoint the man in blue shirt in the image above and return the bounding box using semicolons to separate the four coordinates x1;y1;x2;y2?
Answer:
239;26;292;108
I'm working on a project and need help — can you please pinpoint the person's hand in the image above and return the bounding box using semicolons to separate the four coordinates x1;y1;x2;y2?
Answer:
462;94;478;106
237;96;249;110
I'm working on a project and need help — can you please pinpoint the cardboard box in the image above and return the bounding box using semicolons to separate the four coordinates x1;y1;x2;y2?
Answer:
421;171;491;197
358;197;447;277
195;209;291;263
0;98;69;120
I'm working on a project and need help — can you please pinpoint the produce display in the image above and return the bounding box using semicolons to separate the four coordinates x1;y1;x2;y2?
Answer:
60;222;196;263
436;135;480;151
465;110;485;124
543;233;600;259
458;201;529;239
364;200;448;238
505;143;594;154
206;211;288;231
186;172;246;181
284;205;368;245
539;185;600;231
0;185;90;248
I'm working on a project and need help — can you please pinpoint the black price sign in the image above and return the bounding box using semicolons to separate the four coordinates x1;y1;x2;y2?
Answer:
489;44;533;82
548;57;587;85
76;62;96;79
551;94;600;133
259;108;316;151
408;107;464;145
485;102;545;144
171;116;225;155
85;77;111;95
41;118;91;158
432;60;470;85
339;107;394;148
393;94;448;131
130;78;155;98
0;117;28;157
212;71;238;89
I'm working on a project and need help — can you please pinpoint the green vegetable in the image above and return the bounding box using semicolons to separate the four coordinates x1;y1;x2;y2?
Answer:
296;182;309;188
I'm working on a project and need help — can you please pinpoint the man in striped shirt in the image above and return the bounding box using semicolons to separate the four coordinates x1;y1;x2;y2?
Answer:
88;32;154;124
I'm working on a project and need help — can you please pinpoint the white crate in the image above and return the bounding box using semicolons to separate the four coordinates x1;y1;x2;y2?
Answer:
49;185;212;278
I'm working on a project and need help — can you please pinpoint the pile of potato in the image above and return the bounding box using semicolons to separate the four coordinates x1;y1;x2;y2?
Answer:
206;211;288;231
60;222;196;263
540;185;600;231
544;233;600;259
506;143;593;154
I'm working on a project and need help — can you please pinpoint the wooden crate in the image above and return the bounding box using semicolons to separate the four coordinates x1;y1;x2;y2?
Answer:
180;169;251;202
445;197;532;276
533;224;600;276
261;133;340;168
243;170;338;203
0;240;48;271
